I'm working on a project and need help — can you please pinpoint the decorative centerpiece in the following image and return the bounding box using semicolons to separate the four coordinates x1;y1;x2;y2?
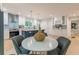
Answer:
34;24;46;41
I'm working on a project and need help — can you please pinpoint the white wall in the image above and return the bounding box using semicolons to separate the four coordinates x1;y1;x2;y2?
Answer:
19;16;26;25
4;12;9;39
4;12;8;25
45;20;53;35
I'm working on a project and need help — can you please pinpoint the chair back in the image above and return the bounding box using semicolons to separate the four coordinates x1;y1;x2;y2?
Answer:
12;35;24;54
57;36;71;55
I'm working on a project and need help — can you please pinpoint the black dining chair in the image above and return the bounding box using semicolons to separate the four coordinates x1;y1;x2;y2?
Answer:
11;35;30;55
47;36;71;55
56;36;71;55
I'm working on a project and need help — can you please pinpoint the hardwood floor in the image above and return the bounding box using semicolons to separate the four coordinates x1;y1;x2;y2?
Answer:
4;35;79;55
4;39;16;55
66;35;79;55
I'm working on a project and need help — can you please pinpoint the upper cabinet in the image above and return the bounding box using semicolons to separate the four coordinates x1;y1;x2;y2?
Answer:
8;13;19;30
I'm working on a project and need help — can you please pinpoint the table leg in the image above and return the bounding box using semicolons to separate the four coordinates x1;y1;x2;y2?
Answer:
31;51;47;55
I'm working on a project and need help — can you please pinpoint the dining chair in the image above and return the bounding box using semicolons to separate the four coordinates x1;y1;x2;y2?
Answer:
12;35;30;55
47;36;71;55
56;36;71;55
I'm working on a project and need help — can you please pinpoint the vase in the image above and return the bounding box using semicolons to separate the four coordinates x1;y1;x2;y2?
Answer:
34;30;46;41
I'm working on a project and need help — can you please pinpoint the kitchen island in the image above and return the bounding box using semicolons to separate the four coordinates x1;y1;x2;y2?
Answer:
20;29;46;38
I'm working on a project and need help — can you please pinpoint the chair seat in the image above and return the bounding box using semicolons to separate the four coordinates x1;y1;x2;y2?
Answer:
19;46;30;54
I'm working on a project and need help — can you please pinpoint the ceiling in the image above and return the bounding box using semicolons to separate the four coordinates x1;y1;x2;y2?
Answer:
1;3;79;19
